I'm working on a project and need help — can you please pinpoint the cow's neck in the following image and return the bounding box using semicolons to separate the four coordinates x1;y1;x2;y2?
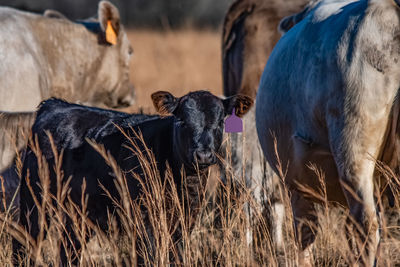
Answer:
125;116;209;218
130;116;178;175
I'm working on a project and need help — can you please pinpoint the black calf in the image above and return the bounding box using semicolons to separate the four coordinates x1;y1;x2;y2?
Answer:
16;90;252;265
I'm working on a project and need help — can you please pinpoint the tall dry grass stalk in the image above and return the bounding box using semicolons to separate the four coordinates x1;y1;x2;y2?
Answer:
1;129;400;266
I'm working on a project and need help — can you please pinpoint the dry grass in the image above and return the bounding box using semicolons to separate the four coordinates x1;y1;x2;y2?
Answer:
2;30;400;266
2;130;400;266
125;29;222;113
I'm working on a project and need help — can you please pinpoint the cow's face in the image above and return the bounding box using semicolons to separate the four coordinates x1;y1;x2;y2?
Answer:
93;1;135;108
152;91;253;170
109;30;135;108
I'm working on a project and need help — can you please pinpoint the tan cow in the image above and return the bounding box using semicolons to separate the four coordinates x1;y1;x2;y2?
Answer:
222;0;309;99
0;1;134;112
221;0;309;249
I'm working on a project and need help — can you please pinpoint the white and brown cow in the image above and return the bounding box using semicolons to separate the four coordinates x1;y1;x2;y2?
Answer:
256;0;400;265
0;1;134;112
0;1;135;205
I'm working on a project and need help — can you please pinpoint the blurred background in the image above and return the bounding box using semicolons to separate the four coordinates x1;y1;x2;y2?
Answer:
0;0;233;112
0;0;232;29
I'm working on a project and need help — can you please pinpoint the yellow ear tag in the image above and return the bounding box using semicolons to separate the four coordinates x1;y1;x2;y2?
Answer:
106;20;117;45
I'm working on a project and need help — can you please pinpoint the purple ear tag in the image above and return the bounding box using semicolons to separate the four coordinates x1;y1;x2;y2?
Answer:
225;108;243;133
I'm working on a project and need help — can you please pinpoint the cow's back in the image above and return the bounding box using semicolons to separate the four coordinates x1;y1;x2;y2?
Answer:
32;99;158;158
0;7;92;111
0;8;47;111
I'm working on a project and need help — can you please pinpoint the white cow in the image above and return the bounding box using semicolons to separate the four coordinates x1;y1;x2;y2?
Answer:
0;1;135;212
0;1;134;112
256;0;400;265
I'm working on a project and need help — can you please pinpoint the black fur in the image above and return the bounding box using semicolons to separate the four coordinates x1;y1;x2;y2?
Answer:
16;92;252;265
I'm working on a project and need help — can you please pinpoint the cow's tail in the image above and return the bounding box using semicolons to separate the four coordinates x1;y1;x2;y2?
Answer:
378;93;400;207
0;111;36;170
222;0;255;97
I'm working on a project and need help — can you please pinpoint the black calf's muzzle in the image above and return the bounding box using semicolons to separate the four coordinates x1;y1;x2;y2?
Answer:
194;150;216;166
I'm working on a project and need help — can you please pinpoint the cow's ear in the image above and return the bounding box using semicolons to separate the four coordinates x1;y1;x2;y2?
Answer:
223;94;253;117
98;1;121;45
43;9;67;19
151;91;179;116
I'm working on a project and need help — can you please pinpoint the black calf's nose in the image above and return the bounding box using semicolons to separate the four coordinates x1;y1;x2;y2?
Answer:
195;150;215;165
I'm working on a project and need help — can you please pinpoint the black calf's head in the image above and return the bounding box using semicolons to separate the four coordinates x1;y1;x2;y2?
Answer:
152;90;253;169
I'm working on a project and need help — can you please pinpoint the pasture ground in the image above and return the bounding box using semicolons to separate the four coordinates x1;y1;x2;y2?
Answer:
2;30;400;266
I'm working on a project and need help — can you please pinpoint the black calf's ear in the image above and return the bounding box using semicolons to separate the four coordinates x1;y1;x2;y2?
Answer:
223;94;253;117
151;91;179;115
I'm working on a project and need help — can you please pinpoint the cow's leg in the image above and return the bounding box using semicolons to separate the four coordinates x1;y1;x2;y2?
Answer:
291;190;317;267
330;127;383;266
263;172;286;252
289;134;347;266
272;200;285;251
338;163;379;266
220;130;256;253
289;136;324;260
290;138;318;264
275;206;285;249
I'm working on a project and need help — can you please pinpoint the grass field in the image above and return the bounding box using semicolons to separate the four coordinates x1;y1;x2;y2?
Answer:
3;29;400;266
